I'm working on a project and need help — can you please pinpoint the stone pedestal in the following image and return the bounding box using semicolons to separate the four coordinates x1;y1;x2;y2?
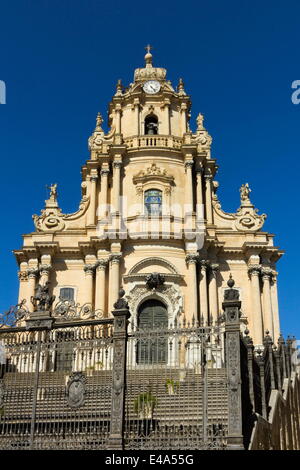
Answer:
25;310;54;330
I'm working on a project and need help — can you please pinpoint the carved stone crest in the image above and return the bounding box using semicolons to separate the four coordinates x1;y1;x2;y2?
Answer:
145;272;165;290
66;372;87;409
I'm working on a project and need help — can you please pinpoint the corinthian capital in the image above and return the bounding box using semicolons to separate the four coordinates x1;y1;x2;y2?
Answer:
18;271;28;282
96;259;108;270
261;268;272;281
109;253;122;264
101;168;110;177
184;160;194;170
186;254;198;265
248;265;261;276
84;264;96;275
39;264;51;275
27;268;39;279
210;263;219;273
199;260;209;271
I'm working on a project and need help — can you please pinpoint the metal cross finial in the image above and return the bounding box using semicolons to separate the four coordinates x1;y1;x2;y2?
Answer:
145;44;152;53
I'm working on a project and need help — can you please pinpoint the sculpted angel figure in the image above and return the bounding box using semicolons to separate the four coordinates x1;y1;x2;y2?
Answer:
196;113;204;130
240;183;251;203
47;183;58;200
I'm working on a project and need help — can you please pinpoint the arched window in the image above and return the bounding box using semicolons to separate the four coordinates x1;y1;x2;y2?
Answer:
137;299;168;364
144;189;162;215
144;115;158;135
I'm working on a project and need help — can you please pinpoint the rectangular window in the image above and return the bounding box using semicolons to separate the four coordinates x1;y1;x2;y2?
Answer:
59;287;74;302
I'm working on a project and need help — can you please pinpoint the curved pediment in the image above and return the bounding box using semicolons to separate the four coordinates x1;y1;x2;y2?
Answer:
128;257;178;275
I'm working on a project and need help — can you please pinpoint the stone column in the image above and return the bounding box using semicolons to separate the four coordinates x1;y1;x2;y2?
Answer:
109;254;122;314
208;263;219;324
186;254;198;321
115;105;122;134
112;161;122;214
185;160;194;213
84;264;95;306
95;260;108;315
18;268;28;304
204;172;213;224
27;268;39;312
199;261;209;323
134;99;140;135
271;272;280;343
262;269;274;339
248;266;263;346
180;103;187;135
98;168;110;220
163;100;171;135
196;169;204;217
87;175;98;226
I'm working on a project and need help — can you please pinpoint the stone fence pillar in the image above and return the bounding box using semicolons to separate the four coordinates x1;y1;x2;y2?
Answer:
222;275;244;450
107;289;130;450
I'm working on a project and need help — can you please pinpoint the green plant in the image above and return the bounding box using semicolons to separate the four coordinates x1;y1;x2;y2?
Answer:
165;378;179;394
134;392;157;417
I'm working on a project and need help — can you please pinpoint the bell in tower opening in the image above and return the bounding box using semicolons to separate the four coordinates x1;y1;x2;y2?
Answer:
145;114;158;134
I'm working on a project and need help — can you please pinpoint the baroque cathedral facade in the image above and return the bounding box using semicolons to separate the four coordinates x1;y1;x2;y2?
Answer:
15;48;282;347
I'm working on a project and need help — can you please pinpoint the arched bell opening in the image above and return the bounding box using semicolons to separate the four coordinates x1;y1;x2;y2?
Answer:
144;114;158;135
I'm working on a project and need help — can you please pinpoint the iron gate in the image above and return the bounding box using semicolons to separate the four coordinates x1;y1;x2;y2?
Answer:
0;321;113;450
123;319;228;450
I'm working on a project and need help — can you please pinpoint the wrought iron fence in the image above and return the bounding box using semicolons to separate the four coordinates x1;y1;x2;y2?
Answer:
0;322;114;449
239;329;299;449
123;320;228;450
1;278;296;450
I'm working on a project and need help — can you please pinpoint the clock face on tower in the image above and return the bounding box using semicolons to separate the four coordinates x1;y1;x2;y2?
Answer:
143;80;161;94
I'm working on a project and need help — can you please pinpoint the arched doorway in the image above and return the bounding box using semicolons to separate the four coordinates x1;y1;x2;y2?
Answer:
137;299;168;364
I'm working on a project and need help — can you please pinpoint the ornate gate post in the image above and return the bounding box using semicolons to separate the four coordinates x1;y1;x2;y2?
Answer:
222;275;244;450
107;289;130;450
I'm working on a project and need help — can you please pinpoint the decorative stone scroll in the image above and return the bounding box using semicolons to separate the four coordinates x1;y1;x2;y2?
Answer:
235;183;266;231
32;184;90;233
212;182;266;232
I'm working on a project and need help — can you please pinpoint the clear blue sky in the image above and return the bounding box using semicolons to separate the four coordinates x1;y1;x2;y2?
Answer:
0;0;299;340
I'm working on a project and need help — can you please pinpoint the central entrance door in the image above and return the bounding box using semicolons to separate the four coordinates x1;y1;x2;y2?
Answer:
137;299;168;364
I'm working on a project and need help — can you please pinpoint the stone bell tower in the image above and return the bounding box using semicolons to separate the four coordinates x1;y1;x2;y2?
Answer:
14;46;283;347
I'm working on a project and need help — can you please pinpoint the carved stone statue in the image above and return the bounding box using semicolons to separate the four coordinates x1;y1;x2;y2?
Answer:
49;183;57;199
240;183;251;203
96;112;104;131
196;113;204;131
31;282;55;311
